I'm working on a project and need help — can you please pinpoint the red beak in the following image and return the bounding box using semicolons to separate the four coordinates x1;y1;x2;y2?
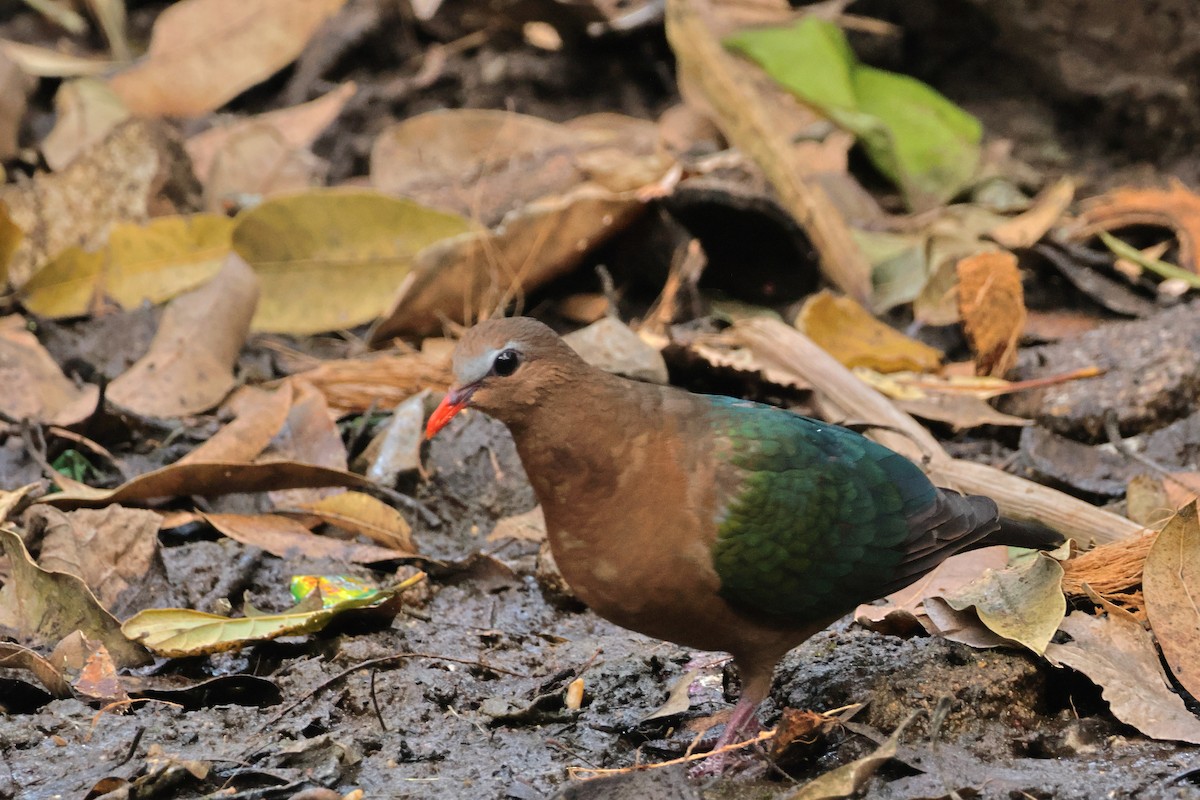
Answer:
425;384;477;439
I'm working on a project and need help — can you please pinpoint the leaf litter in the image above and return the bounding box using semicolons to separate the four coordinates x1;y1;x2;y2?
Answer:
1;0;1200;798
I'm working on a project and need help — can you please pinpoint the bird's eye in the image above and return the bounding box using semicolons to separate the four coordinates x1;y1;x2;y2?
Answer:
491;349;520;377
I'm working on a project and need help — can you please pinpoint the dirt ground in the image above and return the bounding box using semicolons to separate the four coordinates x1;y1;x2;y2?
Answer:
5;2;1200;799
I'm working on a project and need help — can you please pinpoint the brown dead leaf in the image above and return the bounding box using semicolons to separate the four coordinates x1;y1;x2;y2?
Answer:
370;185;646;339
988;177;1074;249
488;506;547;543
0;527;149;667
0;315;99;425
204;512;408;563
0;642;71;697
31;505;163;619
181;383;294;465
797;290;941;374
1046;598;1200;745
201;125;327;212
855;546;1009;634
108;0;348;118
1;119;199;289
41;78;131;171
1068;181;1200;275
264;380;347;508
37;461;372;511
956;251;1026;377
61;634;128;705
281;491;415;554
186;82;355;184
1143;502;1200;702
370;109;671;226
107;254;258;417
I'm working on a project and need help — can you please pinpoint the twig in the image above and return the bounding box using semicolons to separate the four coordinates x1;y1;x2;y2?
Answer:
567;728;777;779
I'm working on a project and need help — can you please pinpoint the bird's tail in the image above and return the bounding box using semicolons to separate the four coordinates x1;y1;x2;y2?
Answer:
979;514;1065;551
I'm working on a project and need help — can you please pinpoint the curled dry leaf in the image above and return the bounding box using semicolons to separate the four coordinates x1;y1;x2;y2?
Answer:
263;380;346;508
106;254;258;417
1142;501;1200;701
0;528;150;667
370;185;646;339
1046;597;1200;745
0;119;200;288
180;383;294;465
204;512;410;563
281;491;416;554
956;251;1026;378
788;714;915;800
37;461;372;511
933;550;1066;655
988;177;1075;249
108;0;348;118
796;290;941;374
231;188;471;334
0;642;71;698
0;315;98;425
41;78;131;171
1067;180;1200;275
21;214;233;319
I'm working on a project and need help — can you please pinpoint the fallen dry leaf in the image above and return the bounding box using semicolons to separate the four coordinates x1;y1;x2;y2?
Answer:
0;315;99;425
204;512;409;563
488;506;548;543
370;185;646;339
956;251;1026;377
1046;597;1200;745
563;316;669;384
1142;501;1200;701
31;505;164;619
1068;180;1200;275
0;39;111;78
41;78;131;171
370;109;672;226
108;0;348;118
360;389;429;485
56;633;128;705
121;572;423;658
855;546;1008;634
181;383;294;465
0;527;149;667
21;214;233;318
0;642;71;698
37;461;373;511
938;550;1065;655
263;380;347;508
988;177;1074;249
106;254;258;417
186;81;354;183
281;491;416;553
232;188;471;334
797;290;941;374
787;714;913;800
201;125;327;213
1;119;199;288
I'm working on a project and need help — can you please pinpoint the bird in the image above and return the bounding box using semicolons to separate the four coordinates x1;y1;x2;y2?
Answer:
424;316;1061;766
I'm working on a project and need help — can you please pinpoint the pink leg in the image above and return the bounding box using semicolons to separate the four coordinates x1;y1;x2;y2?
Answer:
689;662;773;777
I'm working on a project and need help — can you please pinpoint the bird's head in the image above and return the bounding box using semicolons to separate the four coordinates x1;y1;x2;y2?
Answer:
425;317;583;438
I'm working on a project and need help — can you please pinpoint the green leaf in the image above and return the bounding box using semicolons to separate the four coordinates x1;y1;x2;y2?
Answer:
726;17;981;210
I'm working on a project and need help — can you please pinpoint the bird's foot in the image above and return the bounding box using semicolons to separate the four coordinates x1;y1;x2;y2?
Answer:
687;716;764;778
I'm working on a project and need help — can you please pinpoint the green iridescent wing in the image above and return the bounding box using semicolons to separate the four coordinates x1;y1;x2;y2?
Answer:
706;396;942;620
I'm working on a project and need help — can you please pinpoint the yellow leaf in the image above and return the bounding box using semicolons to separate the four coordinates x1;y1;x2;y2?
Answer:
22;214;234;318
796;289;941;373
121;572;424;657
232;188;472;334
0;200;20;287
